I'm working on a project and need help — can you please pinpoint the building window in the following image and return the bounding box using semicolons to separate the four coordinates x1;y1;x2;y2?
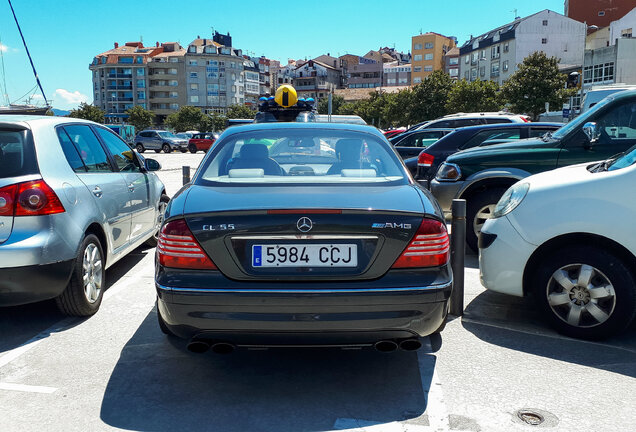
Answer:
480;49;486;59
169;80;178;86
137;91;146;100
622;28;633;38
542;38;548;44
190;72;198;78
168;68;177;75
136;56;143;64
136;79;145;88
119;57;133;64
449;57;459;65
471;52;478;64
189;60;198;66
470;68;477;81
170;103;179;110
465;71;470;80
398;78;408;84
414;54;422;61
414;43;422;50
424;65;433;71
491;62;500;77
190;83;198;91
387;78;396;84
424;53;433;60
503;60;509;72
190;95;199;103
503;42;509;53
424;42;434;49
465;55;470;64
542;20;548;26
598;11;605;16
491;45;500;59
136;68;145;76
413;77;422;84
480;66;485;77
449;68;458;77
413;66;422;72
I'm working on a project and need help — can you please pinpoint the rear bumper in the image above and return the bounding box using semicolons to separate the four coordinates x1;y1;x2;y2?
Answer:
0;260;74;306
156;278;452;344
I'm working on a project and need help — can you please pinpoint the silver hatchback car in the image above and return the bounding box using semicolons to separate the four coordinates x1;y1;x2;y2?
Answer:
0;116;167;316
133;130;188;154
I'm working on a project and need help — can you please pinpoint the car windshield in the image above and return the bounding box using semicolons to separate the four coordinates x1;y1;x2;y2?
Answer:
197;129;408;186
551;96;615;140
608;144;636;171
158;131;177;139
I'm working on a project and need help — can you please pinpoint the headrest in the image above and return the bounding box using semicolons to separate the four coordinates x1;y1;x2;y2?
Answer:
240;143;269;159
336;139;364;160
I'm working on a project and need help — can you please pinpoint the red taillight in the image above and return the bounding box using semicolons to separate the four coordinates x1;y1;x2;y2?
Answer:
0;180;65;216
392;219;450;268
417;152;435;168
157;219;217;269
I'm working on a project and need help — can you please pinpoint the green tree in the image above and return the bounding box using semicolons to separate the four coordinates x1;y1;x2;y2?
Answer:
407;70;453;124
226;104;255;119
446;79;504;113
125;105;155;132
317;94;345;114
164;105;206;132
68;103;105;123
199;112;227;132
501;52;573;120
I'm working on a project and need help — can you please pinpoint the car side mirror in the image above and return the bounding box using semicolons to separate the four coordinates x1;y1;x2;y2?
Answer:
144;158;161;171
582;122;600;146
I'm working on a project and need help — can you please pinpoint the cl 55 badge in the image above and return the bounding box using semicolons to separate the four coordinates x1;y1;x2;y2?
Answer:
372;223;412;229
202;224;235;231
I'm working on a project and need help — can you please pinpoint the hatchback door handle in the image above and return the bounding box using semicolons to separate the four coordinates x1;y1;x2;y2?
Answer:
92;187;103;198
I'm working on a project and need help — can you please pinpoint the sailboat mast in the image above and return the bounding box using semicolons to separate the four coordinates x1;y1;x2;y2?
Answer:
7;0;48;106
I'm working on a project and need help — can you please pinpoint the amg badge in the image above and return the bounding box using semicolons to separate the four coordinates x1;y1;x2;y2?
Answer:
372;223;412;229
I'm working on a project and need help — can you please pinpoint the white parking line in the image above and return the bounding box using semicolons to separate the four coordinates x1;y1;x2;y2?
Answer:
0;382;57;394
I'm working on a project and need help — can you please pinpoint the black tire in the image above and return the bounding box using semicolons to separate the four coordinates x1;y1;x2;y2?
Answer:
188;144;198;154
532;246;636;340
162;143;171;153
144;193;170;247
154;149;161;153
465;187;507;252
135;143;145;153
157;300;176;336
55;234;105;317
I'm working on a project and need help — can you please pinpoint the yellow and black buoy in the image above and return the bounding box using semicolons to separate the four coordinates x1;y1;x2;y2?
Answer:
274;84;298;108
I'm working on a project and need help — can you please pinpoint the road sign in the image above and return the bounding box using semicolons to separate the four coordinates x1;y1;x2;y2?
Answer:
562;108;570;118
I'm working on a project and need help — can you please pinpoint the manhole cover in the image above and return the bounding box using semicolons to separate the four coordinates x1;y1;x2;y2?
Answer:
517;410;544;426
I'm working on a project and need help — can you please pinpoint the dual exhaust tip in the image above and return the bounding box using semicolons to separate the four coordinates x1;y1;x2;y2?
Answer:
187;338;422;354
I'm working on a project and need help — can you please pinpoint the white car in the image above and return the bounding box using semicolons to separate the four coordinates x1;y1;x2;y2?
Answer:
479;139;636;339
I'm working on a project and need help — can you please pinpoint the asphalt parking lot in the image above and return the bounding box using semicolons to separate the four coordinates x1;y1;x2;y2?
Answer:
1;152;635;432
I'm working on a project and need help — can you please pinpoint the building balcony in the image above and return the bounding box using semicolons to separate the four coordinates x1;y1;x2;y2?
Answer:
107;86;133;90
148;72;178;79
149;84;175;91
107;73;133;79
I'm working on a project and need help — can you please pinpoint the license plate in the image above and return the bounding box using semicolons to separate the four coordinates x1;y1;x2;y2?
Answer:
252;244;358;267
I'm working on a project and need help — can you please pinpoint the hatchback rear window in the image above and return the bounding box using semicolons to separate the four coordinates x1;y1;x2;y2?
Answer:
0;129;38;179
197;129;407;186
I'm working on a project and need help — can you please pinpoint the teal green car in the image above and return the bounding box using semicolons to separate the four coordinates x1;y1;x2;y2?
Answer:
431;89;636;251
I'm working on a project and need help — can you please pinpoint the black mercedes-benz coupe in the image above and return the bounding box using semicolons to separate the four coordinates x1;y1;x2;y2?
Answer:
155;122;452;353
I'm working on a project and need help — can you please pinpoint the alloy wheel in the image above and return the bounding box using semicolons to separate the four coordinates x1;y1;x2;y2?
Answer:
472;204;495;238
82;243;103;303
546;263;616;328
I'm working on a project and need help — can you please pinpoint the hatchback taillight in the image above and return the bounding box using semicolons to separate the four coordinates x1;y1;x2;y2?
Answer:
0;180;65;216
391;219;450;268
157;219;217;269
417;152;435;167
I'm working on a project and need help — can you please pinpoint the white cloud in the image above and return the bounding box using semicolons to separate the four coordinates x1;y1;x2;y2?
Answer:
0;43;17;53
54;88;89;107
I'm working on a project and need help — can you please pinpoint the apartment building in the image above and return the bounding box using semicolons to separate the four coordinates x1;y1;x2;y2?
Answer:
565;0;636;28
90;42;164;122
340;54;382;89
411;32;456;84
243;58;260;107
443;47;460;80
292;60;343;100
147;43;186;123
184;33;246;114
383;62;411;86
458;9;586;85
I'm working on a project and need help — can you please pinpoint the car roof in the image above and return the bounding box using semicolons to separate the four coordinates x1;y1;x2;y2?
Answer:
0;115;100;128
439;112;522;119
451;122;562;133
220;122;385;139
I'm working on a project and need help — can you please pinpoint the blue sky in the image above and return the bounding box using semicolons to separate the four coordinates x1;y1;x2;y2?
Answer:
0;0;565;110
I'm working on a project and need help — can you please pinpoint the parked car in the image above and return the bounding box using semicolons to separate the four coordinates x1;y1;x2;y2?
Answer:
383;128;406;139
134;130;189;153
415;123;562;185
413;112;531;131
390;128;453;158
479;142;636;339
0;116;168;315
188;133;216;153
430;89;636;251
156;122;452;353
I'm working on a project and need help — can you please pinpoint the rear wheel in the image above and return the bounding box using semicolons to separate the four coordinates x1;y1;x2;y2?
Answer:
466;187;506;252
532;246;636;339
188;144;198;153
135;143;145;153
55;234;105;316
145;193;170;247
162;143;171;153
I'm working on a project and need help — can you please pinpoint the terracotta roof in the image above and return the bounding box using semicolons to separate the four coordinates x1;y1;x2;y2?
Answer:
189;38;222;47
445;47;460;56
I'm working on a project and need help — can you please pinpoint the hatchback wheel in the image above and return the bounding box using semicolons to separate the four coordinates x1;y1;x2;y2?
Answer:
135;143;145;153
533;246;636;339
55;234;105;316
162;143;171;153
466;187;506;252
188;144;198;153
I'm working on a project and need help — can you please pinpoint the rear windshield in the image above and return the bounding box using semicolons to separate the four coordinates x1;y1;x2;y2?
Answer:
197;129;408;186
0;129;38;179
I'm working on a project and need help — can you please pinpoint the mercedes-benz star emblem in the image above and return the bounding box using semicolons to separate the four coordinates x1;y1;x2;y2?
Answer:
296;217;313;233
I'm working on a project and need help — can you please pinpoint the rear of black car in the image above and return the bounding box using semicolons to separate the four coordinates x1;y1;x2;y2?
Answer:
155;124;452;351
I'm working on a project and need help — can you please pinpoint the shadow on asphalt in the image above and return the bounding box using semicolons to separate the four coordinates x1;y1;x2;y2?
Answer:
0;248;149;355
462;290;636;378
100;308;436;432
